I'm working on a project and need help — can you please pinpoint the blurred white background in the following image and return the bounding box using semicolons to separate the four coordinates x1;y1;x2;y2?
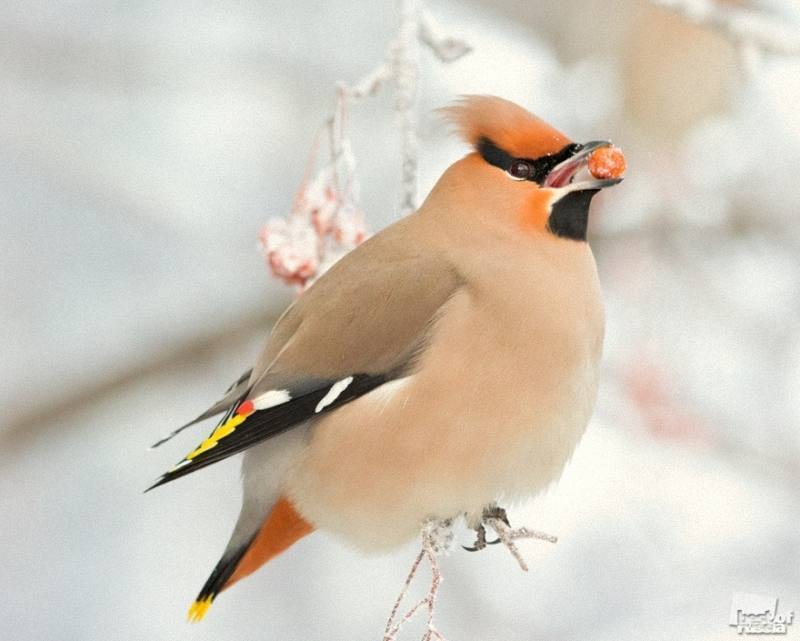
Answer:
2;1;799;640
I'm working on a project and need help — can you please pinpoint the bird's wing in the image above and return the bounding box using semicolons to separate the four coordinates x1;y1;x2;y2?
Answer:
149;369;253;449
148;220;461;490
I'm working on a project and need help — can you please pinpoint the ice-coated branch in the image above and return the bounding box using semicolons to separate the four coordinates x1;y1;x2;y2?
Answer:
383;519;452;641
382;515;557;641
393;0;422;217
486;517;558;573
334;0;470;215
260;1;470;289
419;8;473;63
652;0;800;73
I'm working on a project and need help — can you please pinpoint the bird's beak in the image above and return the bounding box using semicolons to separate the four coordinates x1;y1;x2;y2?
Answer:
543;141;622;191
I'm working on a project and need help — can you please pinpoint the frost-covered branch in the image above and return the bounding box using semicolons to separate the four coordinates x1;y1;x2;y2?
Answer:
652;0;800;73
487;518;558;573
383;520;452;641
330;0;470;216
383;515;557;641
419;8;473;63
259;0;470;289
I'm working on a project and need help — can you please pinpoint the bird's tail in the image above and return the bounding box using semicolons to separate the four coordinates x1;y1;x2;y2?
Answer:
187;496;313;622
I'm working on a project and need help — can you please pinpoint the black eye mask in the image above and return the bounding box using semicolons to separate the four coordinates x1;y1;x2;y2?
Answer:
476;137;582;185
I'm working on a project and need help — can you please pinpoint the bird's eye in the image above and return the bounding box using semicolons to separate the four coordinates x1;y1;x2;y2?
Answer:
507;159;532;181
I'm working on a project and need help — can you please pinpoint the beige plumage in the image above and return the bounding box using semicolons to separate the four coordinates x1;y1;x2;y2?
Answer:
148;95;622;621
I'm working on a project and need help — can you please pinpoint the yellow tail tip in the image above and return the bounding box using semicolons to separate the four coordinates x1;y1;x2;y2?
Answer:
187;597;213;623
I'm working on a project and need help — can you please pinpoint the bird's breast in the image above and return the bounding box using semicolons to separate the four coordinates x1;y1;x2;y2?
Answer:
287;245;604;550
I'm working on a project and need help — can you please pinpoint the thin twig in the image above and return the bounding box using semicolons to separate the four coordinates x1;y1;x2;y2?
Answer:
383;514;557;640
652;0;800;74
383;520;451;641
485;518;558;573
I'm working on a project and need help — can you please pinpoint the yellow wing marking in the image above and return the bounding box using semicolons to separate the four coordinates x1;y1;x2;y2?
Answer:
187;597;213;622
173;412;249;469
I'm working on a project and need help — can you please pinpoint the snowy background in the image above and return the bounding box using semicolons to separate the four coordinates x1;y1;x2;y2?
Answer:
2;0;799;639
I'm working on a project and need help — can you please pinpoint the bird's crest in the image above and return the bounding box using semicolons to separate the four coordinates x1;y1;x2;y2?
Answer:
440;95;571;160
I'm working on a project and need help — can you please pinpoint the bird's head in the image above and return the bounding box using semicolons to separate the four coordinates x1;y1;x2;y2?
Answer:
431;95;624;242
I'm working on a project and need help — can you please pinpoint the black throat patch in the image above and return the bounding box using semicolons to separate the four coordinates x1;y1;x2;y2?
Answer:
547;189;599;241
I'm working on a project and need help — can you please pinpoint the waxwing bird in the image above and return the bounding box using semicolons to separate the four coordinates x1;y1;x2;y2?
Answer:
147;95;624;622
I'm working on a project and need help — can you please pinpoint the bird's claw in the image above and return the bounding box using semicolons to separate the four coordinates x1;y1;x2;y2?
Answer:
462;523;488;552
462;507;507;550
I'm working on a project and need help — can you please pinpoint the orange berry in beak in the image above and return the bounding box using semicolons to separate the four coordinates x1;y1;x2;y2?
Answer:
588;146;626;180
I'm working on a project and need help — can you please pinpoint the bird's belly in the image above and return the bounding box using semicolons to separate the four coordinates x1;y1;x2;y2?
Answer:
286;316;600;551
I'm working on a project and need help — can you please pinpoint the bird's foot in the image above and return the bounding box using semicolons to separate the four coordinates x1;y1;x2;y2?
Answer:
462;505;512;551
466;504;558;571
462;523;488;552
482;504;510;529
423;518;455;554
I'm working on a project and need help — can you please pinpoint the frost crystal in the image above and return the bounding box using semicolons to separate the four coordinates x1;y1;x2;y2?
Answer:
259;0;470;291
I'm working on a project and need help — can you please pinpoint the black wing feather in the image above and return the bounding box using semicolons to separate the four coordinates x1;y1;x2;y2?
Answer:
149;368;253;449
147;373;388;491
